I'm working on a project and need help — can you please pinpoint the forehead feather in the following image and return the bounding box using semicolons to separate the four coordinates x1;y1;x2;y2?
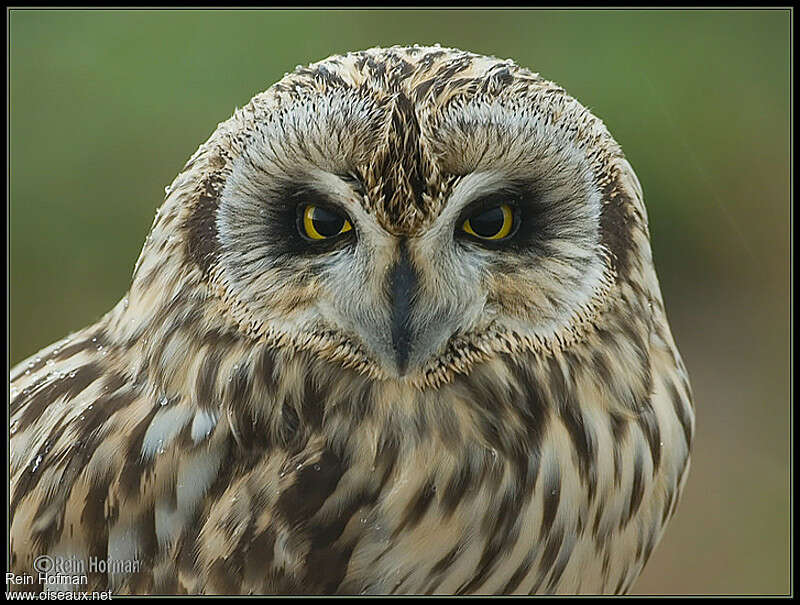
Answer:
194;45;627;248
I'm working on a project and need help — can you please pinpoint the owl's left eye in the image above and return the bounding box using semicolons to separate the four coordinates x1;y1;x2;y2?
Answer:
300;205;353;240
462;203;516;240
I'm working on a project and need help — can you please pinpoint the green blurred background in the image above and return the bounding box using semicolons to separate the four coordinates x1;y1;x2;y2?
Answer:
9;9;790;595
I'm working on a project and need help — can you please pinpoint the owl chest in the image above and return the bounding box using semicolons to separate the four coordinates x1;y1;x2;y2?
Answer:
191;361;690;595
331;425;678;595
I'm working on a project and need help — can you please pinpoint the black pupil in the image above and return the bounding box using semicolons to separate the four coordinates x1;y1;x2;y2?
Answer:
311;207;345;237
470;207;505;237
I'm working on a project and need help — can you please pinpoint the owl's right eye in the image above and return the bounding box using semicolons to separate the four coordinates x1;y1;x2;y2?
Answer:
299;205;353;240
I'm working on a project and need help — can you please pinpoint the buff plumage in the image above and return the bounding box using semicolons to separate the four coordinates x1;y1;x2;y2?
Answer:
9;45;694;595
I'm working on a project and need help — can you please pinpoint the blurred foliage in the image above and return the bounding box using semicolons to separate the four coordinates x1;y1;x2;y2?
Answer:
9;9;790;595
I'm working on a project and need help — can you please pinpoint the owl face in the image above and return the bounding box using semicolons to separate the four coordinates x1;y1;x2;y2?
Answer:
176;47;628;385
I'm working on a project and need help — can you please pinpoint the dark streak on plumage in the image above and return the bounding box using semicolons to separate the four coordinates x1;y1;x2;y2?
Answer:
375;90;427;233
600;174;635;278
387;568;416;596
183;168;227;276
669;378;693;449
413;77;436;103
51;331;108;363
14;362;103;434
82;472;113;588
540;464;561;538
440;458;475;519
423;541;464;594
277;449;344;530
257;346;277;391
601;550;612;581
196;351;222;409
613;570;628;595
640;523;660;569
545;535;575;592
313;64;350;89
243;528;277;588
622;448;646;528
661;489;675;526
500;545;538;594
135;507;159;583
207;558;240;595
392;479;437;539
609;412;628;488
529;526;564;594
559;396;598;502
36;387;135;522
460;485;524;594
175;512;203;578
592;498;610;550
118;404;164;500
636;398;662;474
227;361;253;409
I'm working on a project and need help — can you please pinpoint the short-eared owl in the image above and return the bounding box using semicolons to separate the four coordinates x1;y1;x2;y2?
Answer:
10;46;694;595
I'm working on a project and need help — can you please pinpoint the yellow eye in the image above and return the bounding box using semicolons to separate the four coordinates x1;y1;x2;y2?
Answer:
301;205;352;240
462;204;514;240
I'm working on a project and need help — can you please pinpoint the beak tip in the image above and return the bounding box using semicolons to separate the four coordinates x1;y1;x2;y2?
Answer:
393;339;411;377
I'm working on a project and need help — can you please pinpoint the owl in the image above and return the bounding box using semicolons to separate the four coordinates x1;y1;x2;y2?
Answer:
9;46;694;595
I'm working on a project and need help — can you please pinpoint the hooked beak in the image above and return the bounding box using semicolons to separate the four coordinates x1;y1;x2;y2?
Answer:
388;242;417;376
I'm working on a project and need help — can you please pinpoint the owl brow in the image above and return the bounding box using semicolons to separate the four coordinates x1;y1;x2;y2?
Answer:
459;185;526;215
453;180;534;223
285;183;356;219
335;172;366;195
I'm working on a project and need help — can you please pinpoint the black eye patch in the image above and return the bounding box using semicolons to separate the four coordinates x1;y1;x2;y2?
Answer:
454;183;551;252
257;184;355;258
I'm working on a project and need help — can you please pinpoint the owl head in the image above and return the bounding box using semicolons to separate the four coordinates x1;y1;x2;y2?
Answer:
125;45;651;388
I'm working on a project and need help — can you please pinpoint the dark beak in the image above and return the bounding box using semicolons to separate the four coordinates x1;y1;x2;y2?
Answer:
388;242;418;375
